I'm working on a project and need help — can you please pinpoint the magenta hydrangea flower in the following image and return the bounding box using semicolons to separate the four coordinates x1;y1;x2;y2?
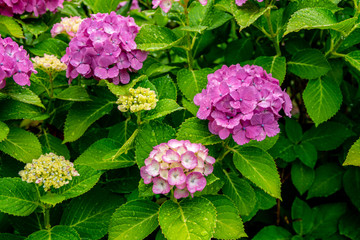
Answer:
117;0;140;12
152;0;207;13
0;0;67;17
0;35;36;89
194;64;292;145
140;139;215;199
61;12;147;85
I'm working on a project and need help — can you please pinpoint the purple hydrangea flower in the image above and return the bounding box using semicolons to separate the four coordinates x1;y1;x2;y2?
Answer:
0;35;36;89
61;12;147;85
117;0;141;12
141;139;215;199
0;0;67;17
194;64;292;145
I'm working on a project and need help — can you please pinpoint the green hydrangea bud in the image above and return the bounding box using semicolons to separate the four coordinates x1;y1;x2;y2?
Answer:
116;87;158;113
18;153;80;191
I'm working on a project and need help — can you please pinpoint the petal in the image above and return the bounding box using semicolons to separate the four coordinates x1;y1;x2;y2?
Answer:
94;67;108;79
13;73;30;86
174;188;189;199
162;149;180;163
77;64;91;75
152;177;170;194
181;151;198;170
140;166;152;184
168;167;186;186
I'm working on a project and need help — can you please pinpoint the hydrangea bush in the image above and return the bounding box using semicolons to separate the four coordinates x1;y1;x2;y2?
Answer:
0;0;360;240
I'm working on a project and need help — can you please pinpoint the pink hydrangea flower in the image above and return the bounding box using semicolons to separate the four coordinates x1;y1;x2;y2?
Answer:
194;64;292;145
117;0;140;11
152;0;206;13
0;0;67;17
235;0;263;6
0;35;36;89
140;139;215;199
61;12;147;85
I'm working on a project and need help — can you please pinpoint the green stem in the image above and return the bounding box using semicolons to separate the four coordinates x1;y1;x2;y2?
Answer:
44;207;50;229
264;7;281;56
182;0;194;70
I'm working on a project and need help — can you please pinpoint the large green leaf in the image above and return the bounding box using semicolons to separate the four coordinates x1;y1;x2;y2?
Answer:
61;189;124;240
75;138;135;170
221;171;256;216
159;198;216;240
294;142;317;168
204;195;247;239
26;226;80;240
151;75;177;100
0;178;39;217
109;200;159;240
108;121;137;145
252;226;292;240
225;39;253;65
0;100;48;121
29;39;68;58
63;100;114;143
307;163;343;199
232;146;281;199
268;135;296;162
0;127;42;163
177;68;213;102
339;212;360;240
0;15;24;38
3;84;45;108
292;198;314;235
135;25;183;51
288;49;331;80
54;165;102;200
39;133;70;160
343;168;360;210
285;118;302;144
143;99;183;121
303;77;342;126
254;56;286;85
176;117;222;145
302;122;352;151
343;137;360;167
291;161;315;195
83;0;120;13
55;86;91;102
135;122;175;168
0;121;9;142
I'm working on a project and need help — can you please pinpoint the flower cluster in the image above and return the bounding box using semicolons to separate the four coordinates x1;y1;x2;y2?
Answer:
51;17;83;39
153;0;206;13
117;0;140;12
194;64;292;145
61;12;147;85
32;54;67;74
117;87;158;112
0;0;66;17
140;139;215;199
18;153;80;191
0;35;36;89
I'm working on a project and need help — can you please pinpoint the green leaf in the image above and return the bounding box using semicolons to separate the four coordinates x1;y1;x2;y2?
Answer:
0;15;24;38
139;58;178;78
288;49;331;80
307;163;343;199
343;137;360;167
26;225;80;240
246;135;279;151
0;178;39;216
135;25;183;51
294;142;317;168
0;100;48;121
105;75;147;96
254;56;287;85
0;233;25;240
285;118;302;143
181;98;199;116
179;26;207;33
61;189;124;240
83;0;120;13
0;121;9;142
255;187;276;210
252;225;292;240
177;68;213;101
63;100;114;143
3;84;45;108
232;146;281;199
39;133;70;160
40;192;66;206
19;19;48;36
108;121;137;145
302;122;352;151
151;75;177;100
204;195;247;239
109;200;159;240
303;77;342;126
193;174;224;196
159;198;216;240
292;198;314;235
225;39;254;65
0;127;42;163
339;212;360;240
291;161;315;195
343;167;360;210
29;39;68;58
143;99;183;121
75;138;135;170
138;179;154;198
268;135;296;162
177;117;222;145
135;122;175;168
55;86;91;102
221;171;256;216
54;165;102;200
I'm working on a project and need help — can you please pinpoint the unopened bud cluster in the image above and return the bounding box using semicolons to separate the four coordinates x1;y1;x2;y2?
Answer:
18;153;80;191
32;54;67;74
117;87;158;113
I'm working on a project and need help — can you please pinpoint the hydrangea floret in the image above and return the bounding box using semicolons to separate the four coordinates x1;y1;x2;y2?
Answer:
19;153;80;191
61;12;147;85
117;87;158;112
32;54;67;74
194;64;292;145
153;0;207;13
51;17;84;39
140;139;215;199
0;0;67;17
0;35;37;89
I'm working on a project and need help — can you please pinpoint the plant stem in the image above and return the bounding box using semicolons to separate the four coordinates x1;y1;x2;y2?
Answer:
264;7;281;56
182;0;194;70
44;207;51;229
